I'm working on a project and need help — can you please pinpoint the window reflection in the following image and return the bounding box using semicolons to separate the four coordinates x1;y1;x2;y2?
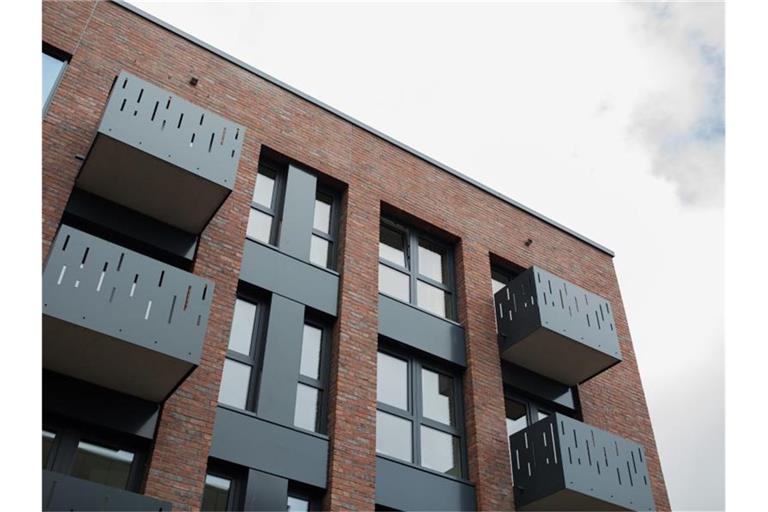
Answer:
71;441;134;490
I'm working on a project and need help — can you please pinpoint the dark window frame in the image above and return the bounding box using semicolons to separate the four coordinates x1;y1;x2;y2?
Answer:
294;316;331;434
379;217;457;320
42;417;148;493
43;42;70;116
220;293;270;413
247;159;286;247
376;342;467;479
201;459;246;511
309;187;339;270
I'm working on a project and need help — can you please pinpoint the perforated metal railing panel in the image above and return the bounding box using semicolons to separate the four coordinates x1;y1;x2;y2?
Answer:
495;267;621;360
509;414;654;511
98;71;244;189
43;225;212;363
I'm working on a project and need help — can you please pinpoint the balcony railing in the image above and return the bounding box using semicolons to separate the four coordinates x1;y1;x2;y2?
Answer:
77;70;245;234
509;414;654;511
43;471;171;511
43;225;212;402
495;267;621;385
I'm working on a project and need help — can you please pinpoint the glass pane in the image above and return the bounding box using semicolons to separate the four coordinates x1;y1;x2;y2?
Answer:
71;441;134;490
505;398;528;438
420;426;461;477
379;264;410;302
43;52;65;107
228;299;256;355
313;196;332;233
252;171;275;207
379;225;406;267
416;281;448;318
43;430;55;469
309;235;330;268
377;352;408;410
300;324;322;379
294;384;320;432
536;410;550;422
376;411;412;462
287;496;310;512
202;474;231;511
418;240;445;283
218;358;251;410
247;209;273;243
491;277;506;295
421;369;455;426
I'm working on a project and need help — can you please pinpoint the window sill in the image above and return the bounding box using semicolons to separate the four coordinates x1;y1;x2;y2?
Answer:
216;403;330;441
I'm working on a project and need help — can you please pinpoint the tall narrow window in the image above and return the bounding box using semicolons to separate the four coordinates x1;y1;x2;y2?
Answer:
219;297;264;411
378;218;456;320
375;346;465;477
309;191;336;269
42;430;56;469
70;440;135;490
43;44;68;113
246;160;284;245
293;322;328;433
202;473;232;511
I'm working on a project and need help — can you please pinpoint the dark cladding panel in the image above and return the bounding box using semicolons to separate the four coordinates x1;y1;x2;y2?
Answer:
210;406;328;488
379;294;466;367
375;457;476;511
43;471;171;511
244;470;289;512
278;164;317;260
240;240;339;316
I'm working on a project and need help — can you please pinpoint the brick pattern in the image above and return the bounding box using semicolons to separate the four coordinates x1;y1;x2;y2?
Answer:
42;1;669;510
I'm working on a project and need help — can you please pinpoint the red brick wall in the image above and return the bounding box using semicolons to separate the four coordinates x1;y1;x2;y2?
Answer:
42;2;669;510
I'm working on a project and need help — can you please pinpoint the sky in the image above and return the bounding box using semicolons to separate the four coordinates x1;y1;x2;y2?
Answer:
131;1;725;509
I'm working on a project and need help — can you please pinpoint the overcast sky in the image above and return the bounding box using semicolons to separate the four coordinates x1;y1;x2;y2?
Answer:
131;2;724;509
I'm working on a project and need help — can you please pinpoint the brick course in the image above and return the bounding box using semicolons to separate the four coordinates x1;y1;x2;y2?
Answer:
42;1;669;510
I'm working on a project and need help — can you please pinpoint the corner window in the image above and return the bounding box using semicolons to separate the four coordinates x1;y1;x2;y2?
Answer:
218;297;266;411
293;321;329;434
43;43;69;113
375;346;465;477
378;219;456;320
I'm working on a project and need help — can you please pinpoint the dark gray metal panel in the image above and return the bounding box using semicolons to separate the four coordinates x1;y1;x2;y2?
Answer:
256;295;305;425
77;70;244;233
500;362;576;410
110;0;615;258
43;225;211;401
244;469;288;512
496;267;621;385
210;406;328;488
509;414;654;511
378;294;466;367
65;189;197;263
240;240;339;316
43;371;159;440
43;470;171;511
375;457;476;511
278;164;317;260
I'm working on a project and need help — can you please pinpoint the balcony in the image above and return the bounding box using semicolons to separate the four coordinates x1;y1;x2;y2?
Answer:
509;414;654;511
43;225;213;402
43;471;171;511
495;267;621;385
77;71;245;234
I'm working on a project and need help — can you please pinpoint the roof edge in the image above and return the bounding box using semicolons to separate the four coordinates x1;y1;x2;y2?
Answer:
112;0;615;257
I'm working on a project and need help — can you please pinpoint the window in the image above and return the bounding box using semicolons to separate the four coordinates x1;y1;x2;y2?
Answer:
202;473;233;511
293;321;329;433
309;190;337;270
41;422;147;492
246;161;284;245
491;265;522;332
201;460;245;511
504;391;555;481
378;219;456;320
218;297;266;411
376;347;465;478
287;495;310;511
43;44;68;113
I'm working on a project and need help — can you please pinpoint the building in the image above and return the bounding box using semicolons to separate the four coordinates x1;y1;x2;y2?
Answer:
42;1;669;510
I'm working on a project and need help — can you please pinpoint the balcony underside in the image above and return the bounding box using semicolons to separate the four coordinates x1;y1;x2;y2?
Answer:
43;315;194;402
517;488;635;511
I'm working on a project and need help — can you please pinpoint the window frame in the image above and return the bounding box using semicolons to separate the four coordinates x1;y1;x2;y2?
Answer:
219;294;270;412
247;160;286;247
378;217;457;321
43;42;69;116
294;317;331;434
375;343;467;479
42;418;148;493
309;187;339;270
201;459;246;512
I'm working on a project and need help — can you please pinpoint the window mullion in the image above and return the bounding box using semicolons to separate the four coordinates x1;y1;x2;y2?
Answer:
412;357;422;466
409;231;419;306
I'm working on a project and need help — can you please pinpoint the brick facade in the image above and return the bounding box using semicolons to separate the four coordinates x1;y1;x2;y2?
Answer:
42;1;669;510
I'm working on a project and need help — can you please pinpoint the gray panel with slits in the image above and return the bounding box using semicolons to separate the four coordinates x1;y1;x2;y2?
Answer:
509;414;654;511
43;225;212;364
97;71;243;189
